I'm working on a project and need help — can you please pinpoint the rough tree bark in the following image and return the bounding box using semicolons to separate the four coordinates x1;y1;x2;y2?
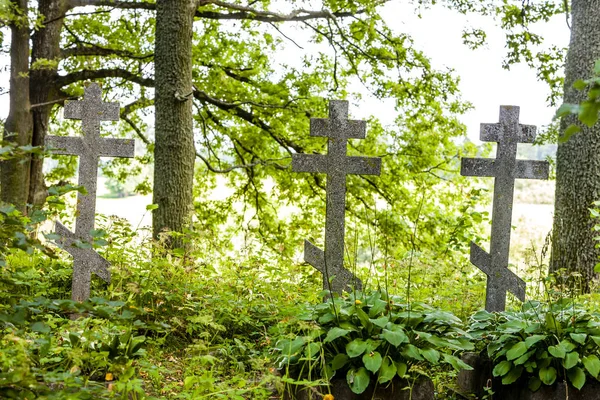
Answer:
28;0;70;208
551;0;600;286
153;0;196;245
1;0;33;211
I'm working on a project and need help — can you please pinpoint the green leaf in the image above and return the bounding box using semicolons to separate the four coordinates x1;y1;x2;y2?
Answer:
401;344;423;361
563;351;579;370
420;348;440;364
443;353;473;371
514;350;535;366
378;357;396;384
371;316;389;328
559;124;581;143
346;339;368;358
570;333;587;345
324;327;350;343
556;103;581;119
567;367;586;390
331;353;350;370
304;342;321;359
493;360;512;377
363;351;383;373
525;335;546;348
347;367;370;394
502;365;523;385
507;341;528;361
528;376;542;392
548;345;566;359
146;204;159;211
31;321;50;333
539;366;557;385
382;325;408;346
583;355;600;378
574;79;588;90
394;361;407;378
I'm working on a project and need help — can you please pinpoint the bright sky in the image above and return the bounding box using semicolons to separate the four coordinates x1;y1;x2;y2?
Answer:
379;2;570;142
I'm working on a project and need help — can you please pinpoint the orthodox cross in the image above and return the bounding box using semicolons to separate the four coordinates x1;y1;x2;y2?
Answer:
461;106;549;312
292;100;381;293
46;83;135;302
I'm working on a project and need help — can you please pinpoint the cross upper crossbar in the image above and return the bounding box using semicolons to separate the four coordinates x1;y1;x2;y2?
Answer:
292;100;381;294
46;83;135;302
460;106;549;312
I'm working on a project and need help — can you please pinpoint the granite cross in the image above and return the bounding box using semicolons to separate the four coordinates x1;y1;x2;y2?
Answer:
461;106;549;312
292;100;381;294
46;83;135;302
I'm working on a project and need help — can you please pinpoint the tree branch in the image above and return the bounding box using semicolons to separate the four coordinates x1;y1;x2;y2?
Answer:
61;43;153;60
56;68;154;88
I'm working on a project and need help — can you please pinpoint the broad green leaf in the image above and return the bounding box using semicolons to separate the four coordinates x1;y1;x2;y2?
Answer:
548;345;566;359
582;355;600;378
394;361;407;378
525;335;546;348
371;316;389;328
539;366;557;385
567;367;586;390
507;341;528;361
347;367;370;394
31;321;50;333
502;365;523;385
346;339;368;358
331;353;349;370
443;353;473;372
382;326;408;347
563;351;579;370
420;348;440;364
324;327;350;343
378;356;396;384
556;103;581;118
304;342;321;359
493;360;512;377
514;350;535;366
570;333;587;345
528;376;542;392
401;344;423;361
363;351;383;373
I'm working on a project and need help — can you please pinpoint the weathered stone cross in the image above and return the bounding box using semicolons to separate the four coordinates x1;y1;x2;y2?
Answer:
292;100;381;293
46;83;135;302
461;106;549;312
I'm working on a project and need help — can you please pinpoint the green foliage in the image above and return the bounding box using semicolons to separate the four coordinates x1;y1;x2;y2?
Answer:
275;290;473;394
469;299;600;391
556;60;600;141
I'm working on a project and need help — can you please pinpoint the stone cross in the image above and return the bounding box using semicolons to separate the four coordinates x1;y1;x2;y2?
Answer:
46;83;135;302
292;100;381;293
461;106;549;312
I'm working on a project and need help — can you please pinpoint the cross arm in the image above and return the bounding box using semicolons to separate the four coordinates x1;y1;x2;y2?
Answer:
515;160;549;180
99;138;135;158
292;153;328;173
347;156;381;176
461;158;495;177
46;136;84;156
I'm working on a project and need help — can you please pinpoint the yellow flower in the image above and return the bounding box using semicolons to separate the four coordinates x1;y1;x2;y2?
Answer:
105;372;114;381
355;300;362;305
323;394;334;400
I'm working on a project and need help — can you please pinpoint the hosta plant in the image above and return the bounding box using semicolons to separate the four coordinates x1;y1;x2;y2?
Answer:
274;290;473;394
468;299;600;391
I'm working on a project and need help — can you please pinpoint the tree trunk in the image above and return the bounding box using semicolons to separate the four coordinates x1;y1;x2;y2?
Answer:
28;0;68;208
551;0;600;287
152;0;196;246
1;0;33;211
